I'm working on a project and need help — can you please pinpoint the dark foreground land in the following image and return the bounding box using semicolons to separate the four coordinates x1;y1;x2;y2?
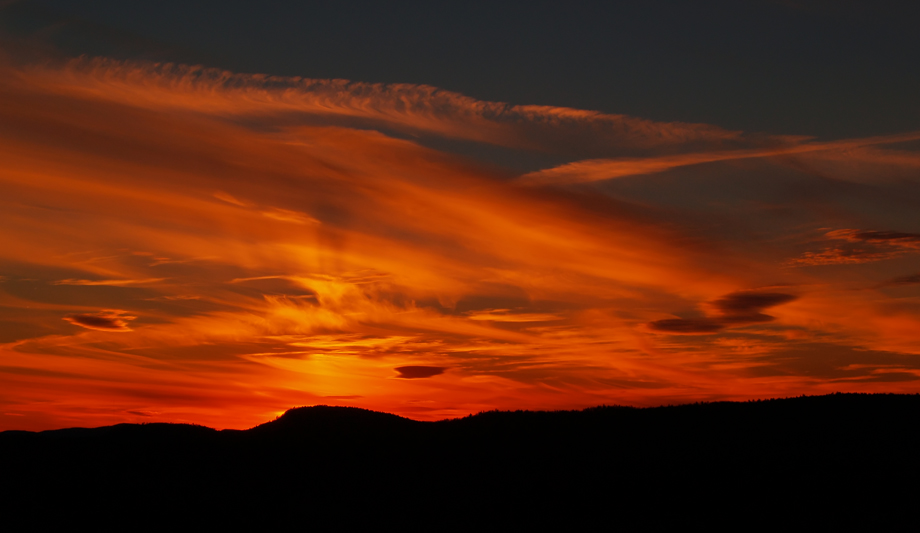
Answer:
2;393;919;525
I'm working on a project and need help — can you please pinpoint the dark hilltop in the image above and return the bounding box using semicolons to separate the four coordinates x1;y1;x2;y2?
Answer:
3;393;918;526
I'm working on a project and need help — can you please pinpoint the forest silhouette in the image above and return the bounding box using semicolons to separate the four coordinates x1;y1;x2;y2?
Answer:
2;393;917;526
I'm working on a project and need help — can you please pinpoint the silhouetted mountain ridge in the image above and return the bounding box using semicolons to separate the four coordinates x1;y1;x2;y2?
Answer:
3;393;918;526
3;392;918;440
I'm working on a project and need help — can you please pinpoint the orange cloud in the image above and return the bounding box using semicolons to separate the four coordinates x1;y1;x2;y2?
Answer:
1;50;919;431
826;229;920;249
519;131;920;185
11;55;752;158
788;229;920;266
55;278;166;286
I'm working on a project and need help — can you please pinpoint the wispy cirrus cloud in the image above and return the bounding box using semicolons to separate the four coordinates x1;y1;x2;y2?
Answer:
788;229;920;266
787;248;902;266
518;131;920;185
14;55;755;158
1;46;919;431
827;229;920;249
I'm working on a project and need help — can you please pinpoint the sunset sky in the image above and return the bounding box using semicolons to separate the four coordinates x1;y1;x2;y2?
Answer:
2;0;919;430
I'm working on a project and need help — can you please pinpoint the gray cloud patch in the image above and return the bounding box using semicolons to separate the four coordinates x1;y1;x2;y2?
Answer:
712;292;797;314
394;366;447;379
743;343;920;382
840;230;920;244
647;318;725;334
826;229;920;251
883;273;920;286
713;291;797;323
790;229;920;266
63;310;135;332
788;247;902;266
649;291;797;334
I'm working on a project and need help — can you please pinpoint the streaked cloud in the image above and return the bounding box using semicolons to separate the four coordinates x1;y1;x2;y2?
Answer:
827;229;920;249
787;248;902;266
788;229;920;266
0;47;918;431
518;131;920;185
16;55;761;158
54;278;165;286
465;309;563;322
648;291;797;334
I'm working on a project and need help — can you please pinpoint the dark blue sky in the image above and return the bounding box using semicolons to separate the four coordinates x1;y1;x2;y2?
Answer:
9;0;920;139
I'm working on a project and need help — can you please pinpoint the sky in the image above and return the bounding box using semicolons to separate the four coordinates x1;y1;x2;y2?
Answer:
1;0;919;430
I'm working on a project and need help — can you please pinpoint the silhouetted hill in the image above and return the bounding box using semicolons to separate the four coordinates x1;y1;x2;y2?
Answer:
250;404;419;435
3;393;918;526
